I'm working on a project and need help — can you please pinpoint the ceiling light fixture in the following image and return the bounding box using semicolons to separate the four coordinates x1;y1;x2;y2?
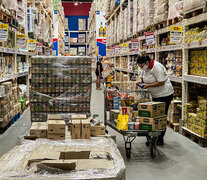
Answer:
74;2;78;6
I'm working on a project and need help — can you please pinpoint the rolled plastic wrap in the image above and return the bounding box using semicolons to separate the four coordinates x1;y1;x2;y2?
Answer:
30;56;92;122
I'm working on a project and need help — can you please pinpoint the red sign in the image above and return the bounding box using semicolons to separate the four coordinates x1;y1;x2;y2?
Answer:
131;39;139;51
97;38;106;44
145;32;155;46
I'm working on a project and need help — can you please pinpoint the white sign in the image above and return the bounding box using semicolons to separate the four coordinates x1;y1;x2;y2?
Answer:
36;43;42;53
145;32;155;46
28;40;36;51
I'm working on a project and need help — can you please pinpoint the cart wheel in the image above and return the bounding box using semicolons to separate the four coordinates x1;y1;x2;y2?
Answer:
150;144;156;158
126;148;131;159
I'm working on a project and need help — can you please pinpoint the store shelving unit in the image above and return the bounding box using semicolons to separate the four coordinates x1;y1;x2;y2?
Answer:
103;0;207;134
65;31;88;56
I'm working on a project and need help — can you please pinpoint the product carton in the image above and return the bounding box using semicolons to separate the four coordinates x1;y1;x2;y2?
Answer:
71;114;87;120
90;123;106;136
188;113;197;123
110;109;119;124
139;116;167;131
78;18;86;31
71;120;81;139
138;102;165;118
199;100;207;111
48;114;63;120
200;120;207;129
189;63;197;75
81;120;90;139
190;51;198;63
47;120;66;134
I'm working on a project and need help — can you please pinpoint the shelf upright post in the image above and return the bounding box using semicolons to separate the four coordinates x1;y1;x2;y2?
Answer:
155;30;158;61
181;20;189;133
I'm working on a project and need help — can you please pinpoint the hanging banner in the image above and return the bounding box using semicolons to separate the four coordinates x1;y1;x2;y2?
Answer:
115;46;120;55
36;43;43;53
0;24;8;42
16;34;26;48
121;44;128;54
28;39;36;51
145;32;155;46
170;26;183;44
131;39;139;51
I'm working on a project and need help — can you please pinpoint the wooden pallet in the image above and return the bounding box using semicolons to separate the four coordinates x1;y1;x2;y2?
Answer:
184;5;206;19
154;21;167;30
167;17;183;26
182;127;207;147
0;11;11;23
0;120;12;134
167;121;179;132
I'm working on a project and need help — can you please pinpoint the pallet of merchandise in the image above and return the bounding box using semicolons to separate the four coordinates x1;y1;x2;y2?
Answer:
167;121;179;132
0;10;11;23
154;21;167;30
183;0;207;19
182;127;207;147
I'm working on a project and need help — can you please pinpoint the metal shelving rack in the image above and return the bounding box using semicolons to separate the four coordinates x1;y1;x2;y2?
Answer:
105;1;207;133
65;30;89;56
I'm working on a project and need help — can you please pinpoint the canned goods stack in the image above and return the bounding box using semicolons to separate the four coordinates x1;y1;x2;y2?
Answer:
30;56;92;122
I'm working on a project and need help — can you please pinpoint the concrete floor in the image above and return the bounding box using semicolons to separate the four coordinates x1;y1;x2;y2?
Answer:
0;83;207;180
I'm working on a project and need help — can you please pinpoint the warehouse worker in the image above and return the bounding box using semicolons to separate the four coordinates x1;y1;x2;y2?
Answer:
102;57;113;88
136;55;174;145
95;57;103;90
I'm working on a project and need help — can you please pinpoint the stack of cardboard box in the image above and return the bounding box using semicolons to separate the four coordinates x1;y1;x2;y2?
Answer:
185;97;207;138
0;82;13;128
47;115;66;140
30;122;47;138
138;102;167;131
168;100;182;124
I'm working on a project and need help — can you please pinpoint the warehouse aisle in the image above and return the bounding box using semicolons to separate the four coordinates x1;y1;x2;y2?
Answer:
91;83;207;180
0;83;207;180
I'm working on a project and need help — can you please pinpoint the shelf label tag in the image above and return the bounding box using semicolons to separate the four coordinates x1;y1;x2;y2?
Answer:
106;49;110;56
115;46;120;55
28;39;36;51
170;26;183;44
121;44;128;54
36;43;43;53
46;48;51;55
16;34;26;48
131;39;139;51
0;24;8;42
145;32;155;46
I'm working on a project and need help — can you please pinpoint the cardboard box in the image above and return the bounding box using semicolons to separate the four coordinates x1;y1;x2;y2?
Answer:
78;18;86;31
139;116;167;131
90;123;106;136
138;102;165;118
48;120;66;134
71;114;87;120
71;120;81;139
132;111;138;119
199;100;207;111
119;106;132;122
190;51;198;63
81;120;90;139
47;133;65;140
110;109;119;124
60;151;90;160
48;114;63;120
188;113;197;123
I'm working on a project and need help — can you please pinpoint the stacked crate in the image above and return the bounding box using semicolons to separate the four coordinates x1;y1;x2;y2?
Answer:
30;56;92;122
0;82;13;128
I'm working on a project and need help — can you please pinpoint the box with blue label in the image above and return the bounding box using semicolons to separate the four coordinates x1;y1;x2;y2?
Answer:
138;102;165;118
139;116;167;131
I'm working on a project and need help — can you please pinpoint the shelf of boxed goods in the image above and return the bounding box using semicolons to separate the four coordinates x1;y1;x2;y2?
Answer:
106;1;123;22
0;47;33;56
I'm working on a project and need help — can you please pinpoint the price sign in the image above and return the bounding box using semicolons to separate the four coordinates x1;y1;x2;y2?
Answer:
0;24;8;42
106;49;110;56
131;39;139;51
170;26;183;44
121;44;128;54
46;48;51;55
28;39;36;51
36;43;43;53
115;46;120;55
110;47;114;55
16;34;26;48
145;32;155;46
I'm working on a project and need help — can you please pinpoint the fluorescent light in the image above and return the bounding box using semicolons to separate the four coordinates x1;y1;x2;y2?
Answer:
74;2;78;5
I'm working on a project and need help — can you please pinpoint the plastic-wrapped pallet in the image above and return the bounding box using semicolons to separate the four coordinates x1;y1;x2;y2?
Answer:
133;0;138;35
144;0;155;28
2;0;18;12
17;0;26;26
137;0;145;32
183;0;206;14
30;56;92;122
168;0;183;19
154;0;168;24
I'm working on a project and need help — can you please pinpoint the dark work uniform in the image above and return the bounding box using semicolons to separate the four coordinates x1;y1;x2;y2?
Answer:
95;61;103;76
